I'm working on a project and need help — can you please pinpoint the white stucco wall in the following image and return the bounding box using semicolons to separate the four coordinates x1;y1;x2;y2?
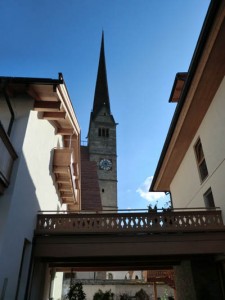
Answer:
61;282;173;300
23;110;63;210
82;284;173;300
170;77;225;217
0;95;64;299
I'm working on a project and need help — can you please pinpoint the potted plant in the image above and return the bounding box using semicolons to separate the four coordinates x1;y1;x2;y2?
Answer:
147;203;158;213
93;289;114;300
120;293;130;300
66;282;86;300
135;289;149;300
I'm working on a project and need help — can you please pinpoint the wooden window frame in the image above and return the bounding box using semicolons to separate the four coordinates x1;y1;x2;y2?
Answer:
194;138;208;182
203;187;215;208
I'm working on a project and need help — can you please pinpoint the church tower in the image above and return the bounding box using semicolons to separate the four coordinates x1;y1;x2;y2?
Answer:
87;33;117;210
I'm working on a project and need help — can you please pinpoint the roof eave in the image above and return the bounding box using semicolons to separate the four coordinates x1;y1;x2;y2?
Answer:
150;0;222;192
0;73;63;87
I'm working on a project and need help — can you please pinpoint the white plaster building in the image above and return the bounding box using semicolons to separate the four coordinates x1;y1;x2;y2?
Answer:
150;1;225;299
0;74;81;299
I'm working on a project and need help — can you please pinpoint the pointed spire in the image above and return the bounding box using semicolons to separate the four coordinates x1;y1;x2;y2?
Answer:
92;32;111;117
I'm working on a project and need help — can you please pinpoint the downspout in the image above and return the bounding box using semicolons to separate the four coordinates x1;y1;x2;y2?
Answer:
3;88;15;136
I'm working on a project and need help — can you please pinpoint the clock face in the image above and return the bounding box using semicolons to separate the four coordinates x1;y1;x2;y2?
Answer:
99;159;112;171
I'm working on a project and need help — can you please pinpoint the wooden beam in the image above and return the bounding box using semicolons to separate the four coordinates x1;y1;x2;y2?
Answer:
75;178;80;189
68;204;79;211
53;166;71;174
42;111;66;120
61;198;74;204
73;163;78;176
58;184;72;192
56;128;74;135
55;176;70;183
64;135;78;141
62;198;74;204
60;191;74;198
34;101;61;112
27;86;41;100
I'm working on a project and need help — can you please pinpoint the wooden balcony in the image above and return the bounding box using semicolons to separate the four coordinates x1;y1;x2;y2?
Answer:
0;122;17;194
36;208;224;235
53;148;79;208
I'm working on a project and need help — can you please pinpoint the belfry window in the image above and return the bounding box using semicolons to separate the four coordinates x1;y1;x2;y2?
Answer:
98;127;109;137
194;138;208;182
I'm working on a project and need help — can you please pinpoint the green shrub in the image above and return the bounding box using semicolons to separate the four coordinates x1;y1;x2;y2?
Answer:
66;282;86;300
120;293;130;300
135;289;149;300
93;289;114;300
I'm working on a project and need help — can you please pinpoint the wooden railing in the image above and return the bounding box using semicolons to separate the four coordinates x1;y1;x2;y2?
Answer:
0;122;17;193
35;208;224;235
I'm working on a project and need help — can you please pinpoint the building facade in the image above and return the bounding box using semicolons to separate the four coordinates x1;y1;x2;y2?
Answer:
0;33;118;300
0;75;81;299
150;1;225;299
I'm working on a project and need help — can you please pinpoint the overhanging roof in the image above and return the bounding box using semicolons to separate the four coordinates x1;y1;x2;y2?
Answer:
0;73;82;210
0;73;80;138
168;72;187;103
150;0;225;192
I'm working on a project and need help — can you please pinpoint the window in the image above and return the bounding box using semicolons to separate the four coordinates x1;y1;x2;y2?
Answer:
98;127;109;137
194;138;208;182
203;188;215;208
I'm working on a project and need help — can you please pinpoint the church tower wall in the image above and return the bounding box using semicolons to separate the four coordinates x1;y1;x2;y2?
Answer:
87;34;118;210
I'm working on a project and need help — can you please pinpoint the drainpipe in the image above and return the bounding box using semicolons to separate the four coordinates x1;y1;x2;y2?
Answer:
3;88;15;136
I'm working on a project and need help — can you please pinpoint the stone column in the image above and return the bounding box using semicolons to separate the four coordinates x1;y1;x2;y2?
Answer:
191;256;224;299
174;256;224;300
28;259;48;300
174;260;197;300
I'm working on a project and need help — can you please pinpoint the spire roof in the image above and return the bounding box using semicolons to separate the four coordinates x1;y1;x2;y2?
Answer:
92;32;111;118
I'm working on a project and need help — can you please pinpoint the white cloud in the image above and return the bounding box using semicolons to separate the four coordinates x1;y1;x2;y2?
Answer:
136;176;166;202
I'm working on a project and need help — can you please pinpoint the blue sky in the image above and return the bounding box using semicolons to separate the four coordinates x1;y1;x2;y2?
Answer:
0;0;210;210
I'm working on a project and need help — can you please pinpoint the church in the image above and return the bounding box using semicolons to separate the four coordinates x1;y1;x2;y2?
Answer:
81;33;118;213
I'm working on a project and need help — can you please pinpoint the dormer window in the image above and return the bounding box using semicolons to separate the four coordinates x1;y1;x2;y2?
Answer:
98;127;109;137
194;138;208;182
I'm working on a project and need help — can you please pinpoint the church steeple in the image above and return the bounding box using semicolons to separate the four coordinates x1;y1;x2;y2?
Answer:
87;32;118;211
92;32;111;118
